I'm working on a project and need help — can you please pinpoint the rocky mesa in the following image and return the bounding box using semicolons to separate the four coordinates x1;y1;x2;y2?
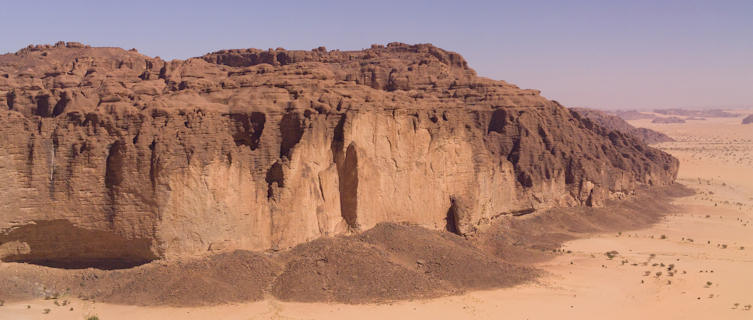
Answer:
0;42;678;268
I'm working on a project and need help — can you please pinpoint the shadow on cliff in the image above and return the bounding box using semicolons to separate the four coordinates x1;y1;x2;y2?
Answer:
476;183;694;264
0;219;157;270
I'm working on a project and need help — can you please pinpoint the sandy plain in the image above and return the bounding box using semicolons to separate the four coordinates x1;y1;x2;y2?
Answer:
1;110;751;320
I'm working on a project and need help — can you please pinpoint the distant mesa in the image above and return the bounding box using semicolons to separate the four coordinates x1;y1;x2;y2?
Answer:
743;114;753;125
613;110;655;120
654;108;738;118
652;116;686;124
612;109;740;122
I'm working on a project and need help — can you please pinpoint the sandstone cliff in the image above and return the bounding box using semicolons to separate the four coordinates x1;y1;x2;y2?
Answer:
0;42;678;267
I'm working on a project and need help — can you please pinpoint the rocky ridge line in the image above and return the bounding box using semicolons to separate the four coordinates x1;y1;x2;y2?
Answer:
571;107;674;144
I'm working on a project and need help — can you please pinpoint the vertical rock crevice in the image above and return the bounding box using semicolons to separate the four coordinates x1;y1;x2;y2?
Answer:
105;141;126;225
445;197;460;235
279;112;303;158
51;92;70;117
330;115;359;230
5;91;15;110
339;143;359;230
148;139;159;194
49;136;59;198
26;138;35;187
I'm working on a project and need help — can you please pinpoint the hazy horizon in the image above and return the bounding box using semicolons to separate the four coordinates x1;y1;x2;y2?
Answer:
2;0;751;110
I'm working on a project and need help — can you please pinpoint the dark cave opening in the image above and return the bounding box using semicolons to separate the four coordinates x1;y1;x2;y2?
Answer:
228;112;266;150
0;220;157;270
445;198;460;235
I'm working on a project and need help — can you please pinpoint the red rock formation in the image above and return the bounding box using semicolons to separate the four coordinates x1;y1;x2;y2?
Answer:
0;42;678;267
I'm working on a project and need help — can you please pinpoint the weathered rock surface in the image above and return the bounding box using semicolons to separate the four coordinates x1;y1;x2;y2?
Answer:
571;108;674;144
0;42;678;267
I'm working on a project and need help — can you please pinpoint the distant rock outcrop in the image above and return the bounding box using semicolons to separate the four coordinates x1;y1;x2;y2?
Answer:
652;117;686;124
571;108;674;144
654;108;738;118
742;114;753;124
614;110;655;120
0;42;678;267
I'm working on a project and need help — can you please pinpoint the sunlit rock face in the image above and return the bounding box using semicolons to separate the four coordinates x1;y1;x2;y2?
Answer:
0;42;678;265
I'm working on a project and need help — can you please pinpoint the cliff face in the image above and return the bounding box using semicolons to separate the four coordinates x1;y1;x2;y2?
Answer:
0;42;678;266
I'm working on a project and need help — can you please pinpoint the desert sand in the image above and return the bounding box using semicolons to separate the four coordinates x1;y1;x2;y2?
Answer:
1;111;751;319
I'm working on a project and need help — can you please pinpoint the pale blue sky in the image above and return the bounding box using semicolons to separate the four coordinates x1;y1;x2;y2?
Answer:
1;0;751;109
